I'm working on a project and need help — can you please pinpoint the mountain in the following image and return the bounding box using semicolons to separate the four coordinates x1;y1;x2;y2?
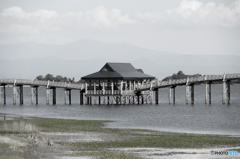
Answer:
0;39;240;80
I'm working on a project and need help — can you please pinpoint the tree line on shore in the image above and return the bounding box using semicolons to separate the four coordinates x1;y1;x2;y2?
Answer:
36;71;240;84
35;74;82;83
162;71;240;84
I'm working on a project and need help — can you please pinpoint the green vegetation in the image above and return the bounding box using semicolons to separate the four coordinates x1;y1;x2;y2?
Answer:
36;74;82;83
162;70;240;84
1;118;240;159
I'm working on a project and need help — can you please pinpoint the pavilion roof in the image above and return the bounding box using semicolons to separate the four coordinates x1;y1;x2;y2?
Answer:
81;63;155;80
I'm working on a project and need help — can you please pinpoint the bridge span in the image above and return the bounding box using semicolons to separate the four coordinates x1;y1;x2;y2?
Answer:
136;73;240;105
0;73;240;105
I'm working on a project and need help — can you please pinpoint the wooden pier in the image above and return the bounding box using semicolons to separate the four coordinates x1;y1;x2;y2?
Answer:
0;63;240;105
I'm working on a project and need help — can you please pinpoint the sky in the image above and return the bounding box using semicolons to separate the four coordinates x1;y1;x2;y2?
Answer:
0;0;240;55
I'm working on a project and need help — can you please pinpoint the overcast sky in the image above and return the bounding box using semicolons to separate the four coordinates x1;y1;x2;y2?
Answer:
0;0;240;55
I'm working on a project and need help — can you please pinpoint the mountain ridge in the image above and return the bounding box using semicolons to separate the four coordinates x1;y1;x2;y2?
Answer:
0;39;239;80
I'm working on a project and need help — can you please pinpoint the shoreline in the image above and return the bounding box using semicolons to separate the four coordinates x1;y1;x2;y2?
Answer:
1;114;240;159
1;113;240;136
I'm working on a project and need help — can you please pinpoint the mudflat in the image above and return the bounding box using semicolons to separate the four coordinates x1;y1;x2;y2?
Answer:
0;114;240;159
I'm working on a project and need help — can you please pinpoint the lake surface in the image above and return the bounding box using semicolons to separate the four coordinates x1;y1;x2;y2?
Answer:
0;84;240;135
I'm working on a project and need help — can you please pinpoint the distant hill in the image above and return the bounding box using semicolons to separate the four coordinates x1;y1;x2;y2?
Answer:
0;39;240;80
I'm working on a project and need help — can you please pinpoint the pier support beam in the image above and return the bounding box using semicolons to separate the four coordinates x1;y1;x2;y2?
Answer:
4;85;6;105
168;86;176;104
31;87;34;105
46;88;50;105
0;87;1;105
64;90;67;105
205;82;212;104
64;89;71;105
172;86;176;104
223;81;226;104
31;86;38;105
186;85;190;105
19;85;23;105
36;87;38;105
69;90;71;105
209;82;211;104
169;87;172;104
52;87;56;105
13;86;17;105
1;85;6;105
205;83;208;104
137;95;140;104
80;91;83;105
190;84;194;105
227;81;231;104
155;89;158;104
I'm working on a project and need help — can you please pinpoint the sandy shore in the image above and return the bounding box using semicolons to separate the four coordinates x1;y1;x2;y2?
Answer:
0;114;240;159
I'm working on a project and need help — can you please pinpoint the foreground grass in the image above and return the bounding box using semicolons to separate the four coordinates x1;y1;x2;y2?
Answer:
0;118;240;159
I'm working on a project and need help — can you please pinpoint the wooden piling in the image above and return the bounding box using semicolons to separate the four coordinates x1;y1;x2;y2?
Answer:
223;81;226;104
155;89;158;104
186;85;189;105
19;85;23;105
209;82;211;104
46;88;50;105
36;87;38;105
172;86;176;104
13;86;17;105
227;80;230;104
0;86;1;105
64;90;67;105
191;84;194;105
80;91;83;105
69;90;71;105
31;87;34;105
103;96;106;105
169;88;172;104
137;95;139;104
205;83;208;104
4;85;6;105
52;87;56;105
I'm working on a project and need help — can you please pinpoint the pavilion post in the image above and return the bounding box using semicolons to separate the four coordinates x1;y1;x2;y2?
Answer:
111;81;114;104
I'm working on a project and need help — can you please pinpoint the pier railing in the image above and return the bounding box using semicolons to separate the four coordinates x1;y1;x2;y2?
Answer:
0;79;83;90
137;73;240;90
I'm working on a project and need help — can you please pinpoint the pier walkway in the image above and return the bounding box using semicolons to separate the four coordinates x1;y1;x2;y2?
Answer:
0;73;240;105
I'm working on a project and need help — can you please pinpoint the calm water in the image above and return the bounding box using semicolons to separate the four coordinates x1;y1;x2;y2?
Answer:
0;84;240;135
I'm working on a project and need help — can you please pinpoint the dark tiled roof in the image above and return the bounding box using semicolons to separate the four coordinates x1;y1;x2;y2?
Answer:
81;63;155;80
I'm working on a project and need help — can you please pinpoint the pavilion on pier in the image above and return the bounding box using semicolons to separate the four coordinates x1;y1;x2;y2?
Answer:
81;63;155;105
